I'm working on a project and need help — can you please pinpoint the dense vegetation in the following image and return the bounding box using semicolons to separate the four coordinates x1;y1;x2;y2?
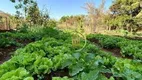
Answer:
87;34;142;60
58;0;142;36
0;0;142;80
0;27;142;80
108;0;142;33
6;0;142;35
0;26;58;48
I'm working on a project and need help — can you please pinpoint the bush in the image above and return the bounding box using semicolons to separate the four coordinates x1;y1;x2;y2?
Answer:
17;23;29;33
46;19;57;27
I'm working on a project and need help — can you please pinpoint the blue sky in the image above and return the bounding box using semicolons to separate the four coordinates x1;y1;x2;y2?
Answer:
0;0;112;20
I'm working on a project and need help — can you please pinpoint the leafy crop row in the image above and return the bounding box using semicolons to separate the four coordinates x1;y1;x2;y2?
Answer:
0;29;142;79
0;27;70;48
87;34;142;60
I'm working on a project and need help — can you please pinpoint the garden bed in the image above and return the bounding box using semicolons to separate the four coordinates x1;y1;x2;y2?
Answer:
0;39;33;64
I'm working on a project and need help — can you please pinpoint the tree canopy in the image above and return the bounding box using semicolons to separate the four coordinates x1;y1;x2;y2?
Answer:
108;0;142;32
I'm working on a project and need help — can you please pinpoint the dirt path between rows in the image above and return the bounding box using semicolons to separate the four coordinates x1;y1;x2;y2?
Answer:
89;38;122;58
102;48;122;58
0;39;33;64
0;46;17;64
88;38;133;59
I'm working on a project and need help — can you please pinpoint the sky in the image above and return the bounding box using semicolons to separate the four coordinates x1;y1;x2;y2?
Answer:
0;0;112;20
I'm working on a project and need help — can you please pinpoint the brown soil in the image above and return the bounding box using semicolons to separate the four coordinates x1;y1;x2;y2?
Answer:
0;30;15;33
0;46;17;64
16;39;33;45
88;38;123;58
88;38;134;59
102;48;122;58
0;39;33;64
34;68;70;80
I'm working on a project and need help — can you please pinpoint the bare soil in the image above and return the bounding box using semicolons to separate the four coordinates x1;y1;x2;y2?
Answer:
102;48;122;58
0;39;33;64
88;38;133;59
0;46;17;64
89;38;122;58
0;29;15;33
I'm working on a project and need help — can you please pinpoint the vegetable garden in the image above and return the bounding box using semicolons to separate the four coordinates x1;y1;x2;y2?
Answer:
0;27;142;80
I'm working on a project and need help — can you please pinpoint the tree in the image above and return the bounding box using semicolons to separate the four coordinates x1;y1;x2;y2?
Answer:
46;19;57;27
60;16;69;23
39;7;50;26
83;0;107;33
10;0;50;26
109;0;142;33
26;2;40;24
59;15;85;29
10;0;35;17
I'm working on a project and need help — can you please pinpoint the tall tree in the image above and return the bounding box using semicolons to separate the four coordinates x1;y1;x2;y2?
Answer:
10;0;35;18
109;0;142;32
10;0;49;25
26;2;40;24
83;0;106;33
